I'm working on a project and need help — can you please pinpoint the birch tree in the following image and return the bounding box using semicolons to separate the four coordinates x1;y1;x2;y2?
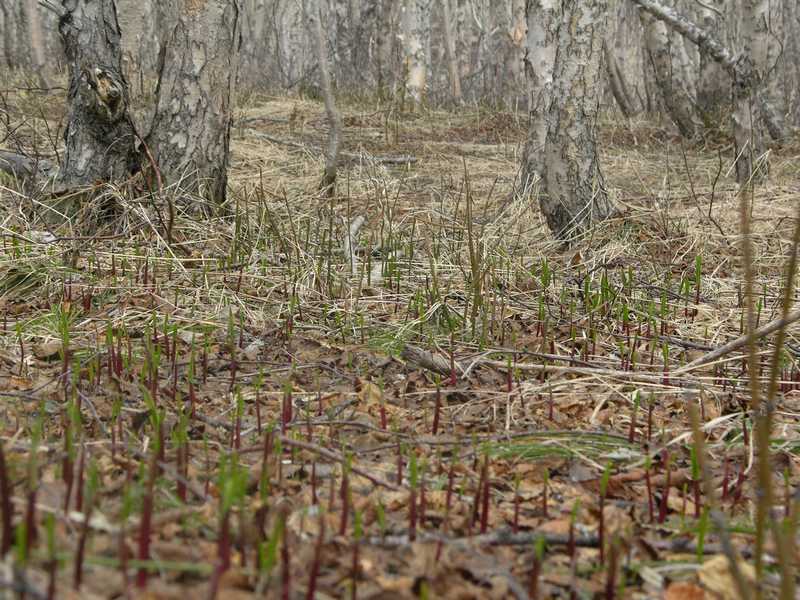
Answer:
441;0;462;101
146;0;240;205
400;0;432;106
696;0;728;122
522;0;615;240
23;0;49;86
540;0;615;240
520;0;558;189
57;0;138;190
641;10;698;136
629;0;786;182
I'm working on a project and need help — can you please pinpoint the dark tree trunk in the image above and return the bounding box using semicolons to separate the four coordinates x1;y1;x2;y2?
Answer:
146;0;240;206
57;0;138;190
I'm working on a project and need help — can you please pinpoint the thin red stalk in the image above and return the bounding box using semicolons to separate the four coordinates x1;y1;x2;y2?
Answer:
306;513;325;600
218;509;231;572
351;536;359;600
432;386;442;435
74;447;85;513
136;453;157;588
480;473;490;534
22;482;37;547
0;443;12;555
339;468;350;536
409;487;417;541
281;519;291;600
73;493;93;590
658;453;671;524
528;550;542;600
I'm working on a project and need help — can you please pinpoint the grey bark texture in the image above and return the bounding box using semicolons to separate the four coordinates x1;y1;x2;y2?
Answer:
604;43;638;118
57;0;139;190
629;0;784;183
146;0;241;206
696;0;728;123
23;0;49;87
641;10;698;137
539;0;616;241
441;0;462;101
308;0;343;195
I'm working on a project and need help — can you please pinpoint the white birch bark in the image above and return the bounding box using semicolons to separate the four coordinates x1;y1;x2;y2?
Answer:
401;0;432;106
784;0;800;125
376;0;396;96
520;0;558;187
629;0;785;182
441;0;462;101
539;0;615;241
146;0;240;205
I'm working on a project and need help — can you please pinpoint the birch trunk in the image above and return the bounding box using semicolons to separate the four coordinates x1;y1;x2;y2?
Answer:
441;0;462;101
605;43;637;118
23;0;49;86
308;0;342;194
696;0;728;123
1;2;25;69
146;0;240;205
641;11;698;137
376;0;395;97
57;0;138;190
509;0;526;90
540;0;615;241
488;1;511;103
740;0;783;142
733;0;769;181
784;0;800;125
520;0;558;189
629;0;785;182
401;0;432;106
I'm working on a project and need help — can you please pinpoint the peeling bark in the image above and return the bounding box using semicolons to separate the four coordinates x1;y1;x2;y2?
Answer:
146;0;240;206
57;0;139;190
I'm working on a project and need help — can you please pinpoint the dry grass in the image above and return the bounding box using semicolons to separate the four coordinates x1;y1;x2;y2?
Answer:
1;80;800;598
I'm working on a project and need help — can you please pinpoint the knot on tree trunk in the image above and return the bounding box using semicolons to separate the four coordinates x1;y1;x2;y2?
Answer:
82;67;128;124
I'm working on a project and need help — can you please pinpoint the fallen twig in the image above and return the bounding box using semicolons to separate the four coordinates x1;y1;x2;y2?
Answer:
676;308;800;374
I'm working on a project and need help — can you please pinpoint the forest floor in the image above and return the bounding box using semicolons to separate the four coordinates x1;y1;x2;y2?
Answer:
1;86;800;599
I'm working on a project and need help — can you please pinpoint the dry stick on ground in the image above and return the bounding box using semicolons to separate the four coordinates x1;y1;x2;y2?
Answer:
675;307;800;374
244;129;416;166
401;344;698;387
310;0;342;196
368;527;757;557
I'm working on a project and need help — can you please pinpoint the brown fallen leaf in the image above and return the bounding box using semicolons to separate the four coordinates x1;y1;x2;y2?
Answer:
358;378;383;405
664;581;706;600
697;555;756;600
33;340;63;360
